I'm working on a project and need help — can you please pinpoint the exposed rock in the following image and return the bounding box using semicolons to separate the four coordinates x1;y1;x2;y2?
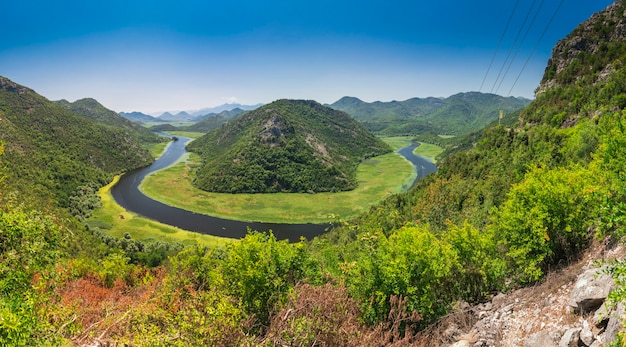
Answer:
569;267;614;313
536;1;626;95
558;328;580;347
605;303;626;346
524;330;560;347
448;340;470;347
593;301;612;328
580;320;594;346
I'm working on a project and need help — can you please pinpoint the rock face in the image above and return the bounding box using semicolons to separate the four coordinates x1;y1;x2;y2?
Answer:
568;267;614;313
536;1;626;95
445;253;624;347
524;330;560;347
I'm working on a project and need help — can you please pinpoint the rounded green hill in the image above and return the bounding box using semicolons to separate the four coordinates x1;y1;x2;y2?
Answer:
186;99;392;193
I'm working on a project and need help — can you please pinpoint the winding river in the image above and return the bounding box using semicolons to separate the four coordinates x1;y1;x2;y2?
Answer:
111;136;436;242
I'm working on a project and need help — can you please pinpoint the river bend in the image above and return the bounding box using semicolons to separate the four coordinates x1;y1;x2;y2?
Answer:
111;136;436;242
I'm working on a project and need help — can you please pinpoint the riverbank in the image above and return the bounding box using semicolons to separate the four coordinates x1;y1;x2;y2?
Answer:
90;175;231;247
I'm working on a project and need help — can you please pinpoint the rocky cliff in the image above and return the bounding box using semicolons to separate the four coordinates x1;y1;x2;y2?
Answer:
537;1;626;95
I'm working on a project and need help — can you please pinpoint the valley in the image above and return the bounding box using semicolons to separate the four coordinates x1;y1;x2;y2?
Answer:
2;1;626;345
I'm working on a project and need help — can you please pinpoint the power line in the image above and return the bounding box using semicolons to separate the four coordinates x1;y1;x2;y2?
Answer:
479;0;521;92
494;0;547;94
490;0;539;94
507;0;566;96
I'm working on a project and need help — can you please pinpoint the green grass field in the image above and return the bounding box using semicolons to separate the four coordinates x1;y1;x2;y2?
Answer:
167;131;205;139
140;152;414;224
413;142;445;163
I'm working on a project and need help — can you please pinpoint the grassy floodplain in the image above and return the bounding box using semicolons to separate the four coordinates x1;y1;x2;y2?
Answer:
413;142;445;163
89;148;232;247
139;136;435;224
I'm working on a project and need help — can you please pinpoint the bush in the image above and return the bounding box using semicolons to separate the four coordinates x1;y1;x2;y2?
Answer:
492;166;604;283
346;225;459;326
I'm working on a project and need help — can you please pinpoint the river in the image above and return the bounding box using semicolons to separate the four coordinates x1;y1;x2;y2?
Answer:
111;136;436;242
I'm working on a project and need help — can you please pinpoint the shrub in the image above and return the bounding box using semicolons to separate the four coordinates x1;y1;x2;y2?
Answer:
492;165;604;283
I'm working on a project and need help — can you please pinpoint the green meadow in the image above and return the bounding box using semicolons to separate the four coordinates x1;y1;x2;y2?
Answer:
412;142;445;163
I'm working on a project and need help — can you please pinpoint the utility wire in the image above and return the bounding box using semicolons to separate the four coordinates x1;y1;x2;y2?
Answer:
490;0;539;94
507;0;566;96
479;0;521;92
495;0;546;94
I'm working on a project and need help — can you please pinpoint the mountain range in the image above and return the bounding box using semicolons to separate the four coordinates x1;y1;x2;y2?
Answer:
119;111;164;123
329;92;530;136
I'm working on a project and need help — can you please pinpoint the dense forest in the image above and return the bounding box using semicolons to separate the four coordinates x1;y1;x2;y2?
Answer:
187;99;391;193
2;1;626;345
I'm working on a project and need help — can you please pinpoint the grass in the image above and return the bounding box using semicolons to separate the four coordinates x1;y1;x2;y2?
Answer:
381;136;414;151
139;137;418;224
147;141;169;158
413;142;445;163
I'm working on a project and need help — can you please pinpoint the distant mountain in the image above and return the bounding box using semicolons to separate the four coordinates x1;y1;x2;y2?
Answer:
0;76;155;205
55;98;164;145
156;111;195;122
119;111;164;124
188;103;263;117
187;99;391;193
329;92;530;135
185;108;246;133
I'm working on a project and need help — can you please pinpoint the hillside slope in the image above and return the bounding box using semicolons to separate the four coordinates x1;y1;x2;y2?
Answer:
0;76;155;205
185;108;245;133
187;99;391;193
56;98;165;145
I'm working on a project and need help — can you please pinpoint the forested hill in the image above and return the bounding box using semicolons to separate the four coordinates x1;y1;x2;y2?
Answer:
329;92;530;135
187;99;391;193
0;76;156;206
308;0;626;335
55;98;165;145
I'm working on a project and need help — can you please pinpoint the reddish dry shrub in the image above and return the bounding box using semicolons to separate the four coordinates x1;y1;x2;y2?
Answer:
263;283;430;347
54;268;165;344
263;283;363;346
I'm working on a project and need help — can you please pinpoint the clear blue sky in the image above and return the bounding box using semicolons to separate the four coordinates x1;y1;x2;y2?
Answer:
0;0;615;113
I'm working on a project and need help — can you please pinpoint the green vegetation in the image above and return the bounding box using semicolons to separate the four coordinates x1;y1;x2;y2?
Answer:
184;108;245;133
330;92;530;136
187;99;392;194
4;2;626;344
413;142;444;162
0;77;156;208
55;98;166;146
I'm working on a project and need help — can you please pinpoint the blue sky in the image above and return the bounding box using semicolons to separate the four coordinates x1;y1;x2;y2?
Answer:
0;0;615;113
